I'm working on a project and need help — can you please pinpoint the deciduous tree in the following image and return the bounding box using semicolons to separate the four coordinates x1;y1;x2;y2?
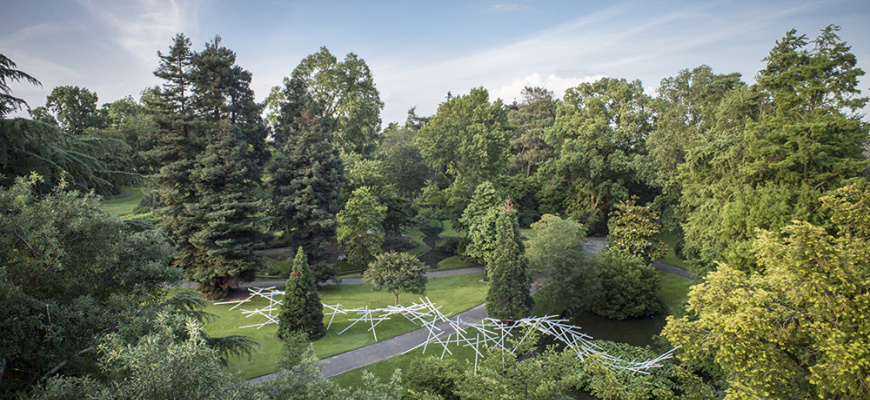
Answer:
337;186;386;275
365;251;428;306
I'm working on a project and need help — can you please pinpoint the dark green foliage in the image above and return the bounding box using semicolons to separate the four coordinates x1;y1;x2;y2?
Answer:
278;248;326;341
188;125;267;298
377;122;432;198
0;118;137;195
539;77;655;230
678;26;869;273
507;87;557;178
0;53;41;117
526;214;601;315
485;200;533;320
364;251;428;306
592;249;660;320
43;85;106;136
0;176;181;396
404;357;461;400
270;72;344;285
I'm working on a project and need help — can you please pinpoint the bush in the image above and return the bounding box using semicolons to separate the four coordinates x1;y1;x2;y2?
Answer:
591;249;661;320
435;236;465;255
404;357;461;400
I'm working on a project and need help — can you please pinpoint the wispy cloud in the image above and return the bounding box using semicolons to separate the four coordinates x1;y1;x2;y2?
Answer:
495;73;605;103
78;0;200;65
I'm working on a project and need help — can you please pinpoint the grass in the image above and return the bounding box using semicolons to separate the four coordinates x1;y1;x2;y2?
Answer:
656;230;693;272
202;272;487;379
101;187;144;216
402;226;429;257
438;220;464;238
656;271;694;317
436;255;475;270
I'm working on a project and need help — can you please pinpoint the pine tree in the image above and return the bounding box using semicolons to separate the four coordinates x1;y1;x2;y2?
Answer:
146;34;202;272
485;199;534;320
270;73;344;285
277;247;326;341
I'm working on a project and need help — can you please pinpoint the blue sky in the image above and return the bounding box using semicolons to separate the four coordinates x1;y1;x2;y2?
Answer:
2;0;869;124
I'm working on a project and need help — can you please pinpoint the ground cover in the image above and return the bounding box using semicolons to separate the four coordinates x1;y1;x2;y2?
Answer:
100;186;143;216
656;271;693;317
199;272;486;379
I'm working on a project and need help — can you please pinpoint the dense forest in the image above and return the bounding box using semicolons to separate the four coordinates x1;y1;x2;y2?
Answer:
1;25;868;399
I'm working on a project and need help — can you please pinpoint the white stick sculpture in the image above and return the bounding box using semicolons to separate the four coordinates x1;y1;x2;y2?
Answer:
216;292;677;374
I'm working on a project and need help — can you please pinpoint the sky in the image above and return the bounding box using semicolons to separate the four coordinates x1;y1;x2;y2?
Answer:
2;0;870;125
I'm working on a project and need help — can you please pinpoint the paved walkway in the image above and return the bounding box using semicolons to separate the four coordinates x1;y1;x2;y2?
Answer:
248;236;695;382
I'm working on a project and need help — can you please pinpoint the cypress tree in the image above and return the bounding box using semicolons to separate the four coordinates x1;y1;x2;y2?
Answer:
485;198;534;320
277;247;326;341
270;73;344;285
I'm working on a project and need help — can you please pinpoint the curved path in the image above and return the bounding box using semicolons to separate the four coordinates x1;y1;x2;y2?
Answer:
249;236;695;382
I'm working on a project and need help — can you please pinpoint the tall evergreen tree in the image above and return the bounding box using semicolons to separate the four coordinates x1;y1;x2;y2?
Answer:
485;199;534;320
459;181;502;279
146;33;201;273
270;73;344;285
277;247;326;341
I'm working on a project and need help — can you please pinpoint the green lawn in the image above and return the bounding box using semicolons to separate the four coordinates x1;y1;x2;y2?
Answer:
402;226;429;257
101;187;144;216
439;220;464;238
656;271;694;317
656;230;693;272
202;272;487;379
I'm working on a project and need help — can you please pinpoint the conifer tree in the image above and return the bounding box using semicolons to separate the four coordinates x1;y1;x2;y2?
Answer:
146;33;202;272
270;73;344;285
485;199;534;320
460;181;502;279
337;186;386;275
277;247;326;341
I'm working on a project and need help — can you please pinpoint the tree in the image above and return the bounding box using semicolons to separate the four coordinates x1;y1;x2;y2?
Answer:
292;47;383;157
278;248;326;341
663;182;870;398
0;175;182;395
485;199;534;320
377;121;432;198
459;181;502;278
647;65;744;231
539;77;654;230
605;197;666;262
678;26;869;273
507;87;557;178
0;53;41;117
43;85;106;135
591;249;660;320
526;214;600;315
269;72;344;285
337;186;386;275
365;251;428;306
416;88;514;191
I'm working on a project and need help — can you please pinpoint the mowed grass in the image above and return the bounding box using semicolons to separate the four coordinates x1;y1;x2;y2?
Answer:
101;187;144;216
656;230;693;272
201;272;487;379
657;271;694;317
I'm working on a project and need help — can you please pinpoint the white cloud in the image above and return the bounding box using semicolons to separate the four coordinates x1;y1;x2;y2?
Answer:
494;72;605;103
79;0;200;65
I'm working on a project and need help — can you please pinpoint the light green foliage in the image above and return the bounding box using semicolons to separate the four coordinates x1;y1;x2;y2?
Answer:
416;87;513;189
1;53;41;116
338;186;387;274
278;248;325;340
606;197;667;262
365;251;428;306
459;181;502;268
663;185;870;399
293;47;383;157
592;249;660;320
678;26;869;273
539;77;654;229
526;214;601;314
485;200;534;320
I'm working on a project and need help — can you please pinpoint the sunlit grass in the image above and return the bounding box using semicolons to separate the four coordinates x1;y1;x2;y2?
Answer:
197;272;486;379
101;187;143;216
